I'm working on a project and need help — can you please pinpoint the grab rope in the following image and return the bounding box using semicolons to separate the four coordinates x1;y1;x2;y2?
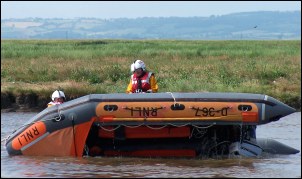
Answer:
98;125;121;132
192;123;216;129
97;122;216;133
120;123;145;128
144;125;168;130
190;127;207;139
166;92;177;106
189;123;216;139
54;107;63;122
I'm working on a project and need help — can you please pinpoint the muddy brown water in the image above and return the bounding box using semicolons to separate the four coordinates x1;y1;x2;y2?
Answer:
1;112;301;178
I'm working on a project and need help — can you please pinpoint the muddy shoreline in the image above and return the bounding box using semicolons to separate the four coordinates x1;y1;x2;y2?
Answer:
1;92;79;112
1;92;301;113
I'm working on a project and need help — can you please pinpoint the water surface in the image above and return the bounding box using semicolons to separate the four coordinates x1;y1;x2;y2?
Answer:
1;112;301;178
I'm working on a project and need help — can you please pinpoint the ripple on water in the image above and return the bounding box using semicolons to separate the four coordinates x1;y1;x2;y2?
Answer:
1;112;301;178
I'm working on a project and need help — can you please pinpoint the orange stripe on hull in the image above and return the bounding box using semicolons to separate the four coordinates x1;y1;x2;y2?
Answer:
12;121;47;151
242;112;258;122
96;102;259;123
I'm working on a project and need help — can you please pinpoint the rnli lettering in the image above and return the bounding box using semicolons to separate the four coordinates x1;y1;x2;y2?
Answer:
17;126;40;146
194;107;229;117
12;121;47;151
130;107;158;117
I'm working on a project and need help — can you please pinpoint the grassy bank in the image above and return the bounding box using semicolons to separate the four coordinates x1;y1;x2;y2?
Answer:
1;39;301;110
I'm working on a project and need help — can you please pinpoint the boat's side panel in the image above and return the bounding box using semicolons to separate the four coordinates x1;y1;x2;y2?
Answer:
95;101;259;124
6;118;95;157
22;126;74;156
6;101;98;156
91;92;295;125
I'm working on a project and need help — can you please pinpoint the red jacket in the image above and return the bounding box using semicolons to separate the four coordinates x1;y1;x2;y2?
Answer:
130;72;153;93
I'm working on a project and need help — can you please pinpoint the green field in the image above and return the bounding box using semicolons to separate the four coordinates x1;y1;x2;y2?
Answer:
1;39;301;109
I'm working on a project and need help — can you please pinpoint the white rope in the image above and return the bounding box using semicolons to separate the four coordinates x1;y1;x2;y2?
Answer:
55;107;63;122
168;123;191;128
122;124;145;128
190;127;208;139
189;127;207;139
189;123;215;139
144;125;168;130
1;134;13;143
192;123;216;129
166;92;177;106
96;122;217;133
99;125;121;132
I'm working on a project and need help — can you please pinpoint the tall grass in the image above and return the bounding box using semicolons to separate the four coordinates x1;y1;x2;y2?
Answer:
1;39;301;108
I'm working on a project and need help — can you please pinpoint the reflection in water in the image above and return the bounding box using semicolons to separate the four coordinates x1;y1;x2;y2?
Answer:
1;112;301;178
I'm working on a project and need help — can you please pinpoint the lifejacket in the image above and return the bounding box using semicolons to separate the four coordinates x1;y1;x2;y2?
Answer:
131;72;153;93
47;101;63;108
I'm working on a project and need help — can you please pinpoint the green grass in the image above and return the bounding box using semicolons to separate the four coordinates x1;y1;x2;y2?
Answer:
1;39;301;109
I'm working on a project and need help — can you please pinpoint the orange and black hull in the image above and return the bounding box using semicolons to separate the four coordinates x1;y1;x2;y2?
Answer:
5;92;297;157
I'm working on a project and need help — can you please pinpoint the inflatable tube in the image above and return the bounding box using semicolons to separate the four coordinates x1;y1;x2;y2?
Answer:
4;92;297;157
256;138;300;154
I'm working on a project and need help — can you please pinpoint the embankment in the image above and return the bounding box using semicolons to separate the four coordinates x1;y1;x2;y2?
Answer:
1;92;300;112
1;92;79;112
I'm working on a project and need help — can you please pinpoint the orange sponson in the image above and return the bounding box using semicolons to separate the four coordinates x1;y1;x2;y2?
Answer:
104;149;196;157
12;121;47;151
99;126;191;139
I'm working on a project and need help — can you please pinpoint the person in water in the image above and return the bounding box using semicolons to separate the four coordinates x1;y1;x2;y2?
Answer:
126;60;158;93
47;90;66;107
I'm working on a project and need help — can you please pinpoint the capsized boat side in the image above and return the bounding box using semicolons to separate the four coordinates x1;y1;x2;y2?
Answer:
5;92;298;157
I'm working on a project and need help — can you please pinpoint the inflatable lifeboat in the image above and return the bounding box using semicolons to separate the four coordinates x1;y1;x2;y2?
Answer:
5;92;299;158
